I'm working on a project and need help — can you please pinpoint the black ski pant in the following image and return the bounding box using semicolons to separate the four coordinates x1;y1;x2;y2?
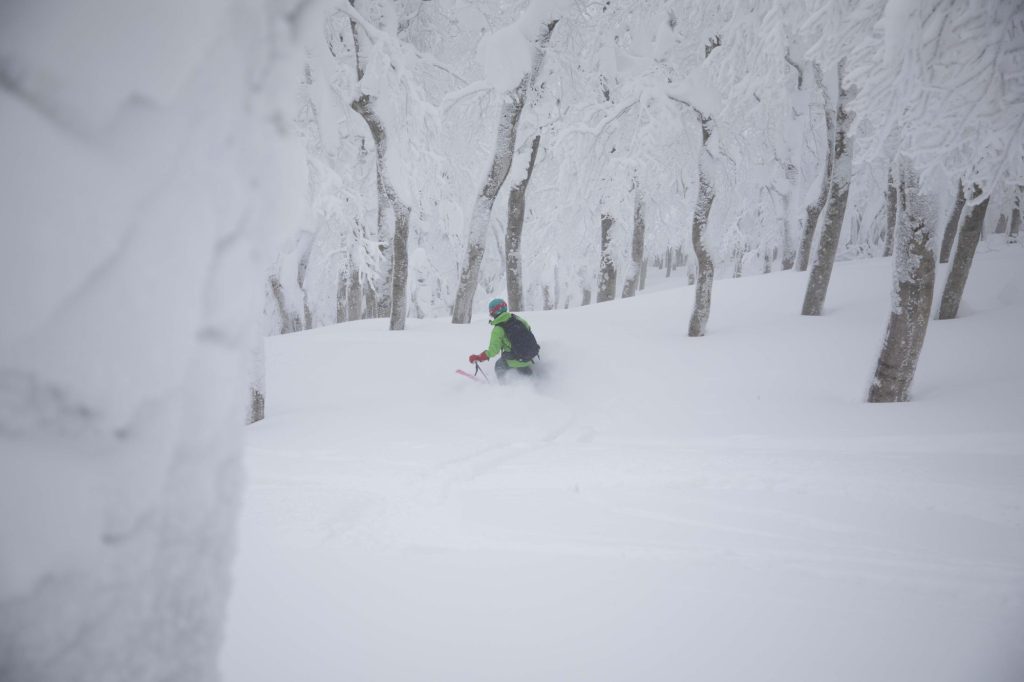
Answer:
495;352;534;383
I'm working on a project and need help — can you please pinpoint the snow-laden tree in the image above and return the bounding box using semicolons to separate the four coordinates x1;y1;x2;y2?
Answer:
267;0;495;338
274;35;380;332
938;180;967;263
806;0;1024;401
0;0;308;678
869;156;938;402
794;61;836;272
533;1;796;332
621;180;648;298
883;166;899;256
532;1;699;311
254;0;1020;401
451;2;561;324
323;1;458;330
1009;187;1023;244
938;185;989;320
667;4;794;335
801;58;856;316
265;0;871;334
505;133;542;311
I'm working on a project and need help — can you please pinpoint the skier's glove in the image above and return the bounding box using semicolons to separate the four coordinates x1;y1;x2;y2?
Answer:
468;352;488;364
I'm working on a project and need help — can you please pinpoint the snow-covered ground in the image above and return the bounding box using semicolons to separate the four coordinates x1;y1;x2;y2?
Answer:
222;250;1024;682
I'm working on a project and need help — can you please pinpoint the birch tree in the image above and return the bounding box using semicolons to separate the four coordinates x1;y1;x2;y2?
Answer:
344;5;414;330
621;182;647;298
597;213;618;302
451;15;558;323
801;58;855;316
1010;188;1022;244
938;186;989;320
506;134;541;311
795;62;836;272
534;1;696;313
831;0;1024;401
687;107;717;336
883;166;898;257
679;34;722;337
869;157;936;402
938;180;966;263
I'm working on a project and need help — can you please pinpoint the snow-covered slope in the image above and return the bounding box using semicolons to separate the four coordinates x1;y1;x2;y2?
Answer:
223;250;1024;682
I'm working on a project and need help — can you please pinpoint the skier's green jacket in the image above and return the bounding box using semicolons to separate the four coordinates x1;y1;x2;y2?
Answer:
482;311;533;368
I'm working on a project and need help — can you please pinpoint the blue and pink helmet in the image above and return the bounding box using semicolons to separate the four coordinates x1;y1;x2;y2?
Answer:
488;298;508;318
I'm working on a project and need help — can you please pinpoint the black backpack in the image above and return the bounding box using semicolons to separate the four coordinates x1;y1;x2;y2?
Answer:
498;314;540;362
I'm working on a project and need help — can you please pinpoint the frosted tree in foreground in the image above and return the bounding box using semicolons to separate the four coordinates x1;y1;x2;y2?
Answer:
451;11;558;324
0;0;305;679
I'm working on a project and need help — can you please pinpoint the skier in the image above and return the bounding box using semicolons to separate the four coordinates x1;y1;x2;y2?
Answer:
467;298;540;383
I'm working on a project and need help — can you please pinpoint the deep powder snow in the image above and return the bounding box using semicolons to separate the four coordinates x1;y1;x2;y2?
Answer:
222;251;1024;682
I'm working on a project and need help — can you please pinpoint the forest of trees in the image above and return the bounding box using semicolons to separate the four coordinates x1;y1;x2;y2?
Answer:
256;0;1024;415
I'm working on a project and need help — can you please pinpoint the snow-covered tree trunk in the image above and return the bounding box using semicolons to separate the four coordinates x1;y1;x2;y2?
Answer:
452;20;557;324
349;101;407;326
348;270;364;321
868;158;937;403
371;190;393;317
1010;188;1022;244
795;63;836;272
349;20;411;331
297;239;314;330
597;213;617;303
688;120;716;337
269;274;302;333
883;167;898;257
939;180;966;263
249;338;267;425
802;60;855;317
506;134;541;312
683;34;720;338
778;166;798;271
780;53;804;271
336;269;349;323
621;183;646;298
388;202;412;329
250;387;266;424
337;266;364;323
938;187;989;320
